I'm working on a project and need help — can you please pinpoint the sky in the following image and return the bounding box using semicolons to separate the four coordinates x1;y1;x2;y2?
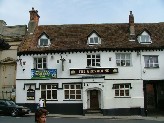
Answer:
0;0;164;26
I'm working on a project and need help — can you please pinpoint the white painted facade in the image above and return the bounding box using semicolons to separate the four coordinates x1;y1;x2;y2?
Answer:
15;49;164;115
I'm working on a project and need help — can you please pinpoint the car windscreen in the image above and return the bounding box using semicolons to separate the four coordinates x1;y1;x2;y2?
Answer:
6;101;16;106
5;101;12;106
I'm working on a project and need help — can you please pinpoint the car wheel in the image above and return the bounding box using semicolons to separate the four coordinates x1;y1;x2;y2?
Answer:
11;109;17;117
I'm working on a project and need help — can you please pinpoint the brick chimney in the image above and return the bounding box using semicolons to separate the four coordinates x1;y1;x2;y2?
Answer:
129;11;135;41
129;11;135;35
28;7;40;34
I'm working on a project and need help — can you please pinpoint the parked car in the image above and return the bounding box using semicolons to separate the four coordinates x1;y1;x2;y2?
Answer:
0;99;31;116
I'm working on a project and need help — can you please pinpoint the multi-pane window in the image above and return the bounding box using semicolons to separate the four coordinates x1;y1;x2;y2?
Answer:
34;57;47;69
41;84;57;100
87;54;100;67
64;84;81;100
144;55;159;68
113;84;131;97
138;31;151;43
40;39;48;46
140;35;150;42
116;53;131;66
89;37;99;44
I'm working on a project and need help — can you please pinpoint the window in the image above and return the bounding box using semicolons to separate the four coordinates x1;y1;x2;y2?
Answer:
38;34;51;47
116;53;131;66
88;32;101;45
144;55;159;68
40;39;48;46
138;31;151;43
113;84;131;97
34;57;47;69
41;84;57;100
0;101;6;106
87;54;100;67
140;35;150;42
64;84;81;100
89;37;99;44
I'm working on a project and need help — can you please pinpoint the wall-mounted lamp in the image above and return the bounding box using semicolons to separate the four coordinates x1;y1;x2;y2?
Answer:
143;69;146;73
137;51;141;56
23;61;26;65
51;55;54;59
16;58;22;66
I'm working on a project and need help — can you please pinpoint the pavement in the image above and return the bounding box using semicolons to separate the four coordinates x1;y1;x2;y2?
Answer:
27;113;164;121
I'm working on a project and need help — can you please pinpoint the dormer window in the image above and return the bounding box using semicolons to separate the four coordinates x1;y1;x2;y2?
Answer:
89;36;99;44
40;39;48;46
87;30;101;45
137;31;152;44
38;32;51;47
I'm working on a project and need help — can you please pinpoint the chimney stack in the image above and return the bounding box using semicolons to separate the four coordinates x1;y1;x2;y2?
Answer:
28;7;40;34
129;11;135;41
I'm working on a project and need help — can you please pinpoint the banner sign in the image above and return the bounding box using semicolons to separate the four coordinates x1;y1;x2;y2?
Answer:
70;68;118;75
31;69;57;79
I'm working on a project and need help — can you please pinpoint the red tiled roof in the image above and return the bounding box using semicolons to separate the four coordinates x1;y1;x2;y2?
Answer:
18;23;164;55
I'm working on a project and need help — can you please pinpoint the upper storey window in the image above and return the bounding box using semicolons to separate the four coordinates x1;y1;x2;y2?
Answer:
116;53;131;67
40;38;48;46
87;54;100;67
34;57;47;69
38;32;51;47
88;31;101;45
137;31;152;44
144;55;159;68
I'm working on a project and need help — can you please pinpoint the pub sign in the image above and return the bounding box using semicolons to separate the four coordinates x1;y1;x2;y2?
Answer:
31;69;57;79
70;68;118;75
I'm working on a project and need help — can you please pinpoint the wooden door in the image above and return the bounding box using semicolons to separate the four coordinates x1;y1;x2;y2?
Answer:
146;84;156;111
90;90;99;109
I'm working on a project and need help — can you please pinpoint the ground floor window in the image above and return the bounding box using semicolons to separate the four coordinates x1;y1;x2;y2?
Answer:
64;84;82;100
41;84;57;100
112;83;132;97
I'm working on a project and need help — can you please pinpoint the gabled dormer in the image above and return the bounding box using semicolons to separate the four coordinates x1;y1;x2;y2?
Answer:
38;32;51;47
137;30;152;44
87;30;101;45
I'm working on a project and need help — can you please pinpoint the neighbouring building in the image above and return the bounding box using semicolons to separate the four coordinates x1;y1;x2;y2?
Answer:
16;8;164;116
0;20;27;100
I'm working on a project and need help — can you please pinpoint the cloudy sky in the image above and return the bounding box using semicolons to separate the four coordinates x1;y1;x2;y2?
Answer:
0;0;164;26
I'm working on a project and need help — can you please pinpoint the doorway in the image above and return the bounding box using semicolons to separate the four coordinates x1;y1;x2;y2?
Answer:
90;90;99;109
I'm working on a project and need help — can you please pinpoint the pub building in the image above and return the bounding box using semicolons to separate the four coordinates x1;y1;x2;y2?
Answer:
16;8;164;116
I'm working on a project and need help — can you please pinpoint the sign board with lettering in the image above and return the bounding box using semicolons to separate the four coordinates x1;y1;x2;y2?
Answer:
70;68;118;75
31;69;57;79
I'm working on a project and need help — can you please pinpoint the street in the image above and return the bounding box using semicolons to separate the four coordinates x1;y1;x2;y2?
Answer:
0;115;163;123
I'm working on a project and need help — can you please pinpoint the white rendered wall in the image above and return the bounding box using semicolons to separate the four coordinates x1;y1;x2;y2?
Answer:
16;51;142;80
103;80;144;109
16;79;83;104
16;51;144;107
141;51;164;80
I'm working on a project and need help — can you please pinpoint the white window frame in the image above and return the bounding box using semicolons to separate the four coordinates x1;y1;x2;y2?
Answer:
34;57;47;69
41;84;57;100
87;54;100;67
38;35;51;47
64;84;81;100
138;31;152;44
88;33;101;45
113;84;131;97
144;55;159;68
116;53;131;66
